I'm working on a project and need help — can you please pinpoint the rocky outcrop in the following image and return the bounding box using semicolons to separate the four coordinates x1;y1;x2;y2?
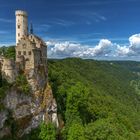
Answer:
0;111;8;129
41;84;59;128
0;111;11;139
0;68;59;138
4;88;31;111
26;67;47;92
0;127;11;138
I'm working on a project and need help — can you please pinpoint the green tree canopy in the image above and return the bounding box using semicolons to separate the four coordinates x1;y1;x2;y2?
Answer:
39;122;56;140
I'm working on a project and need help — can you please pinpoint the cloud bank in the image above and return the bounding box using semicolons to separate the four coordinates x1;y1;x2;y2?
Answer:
47;34;140;60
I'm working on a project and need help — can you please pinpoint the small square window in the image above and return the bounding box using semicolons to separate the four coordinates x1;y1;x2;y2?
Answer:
28;51;31;55
23;51;26;55
18;51;21;55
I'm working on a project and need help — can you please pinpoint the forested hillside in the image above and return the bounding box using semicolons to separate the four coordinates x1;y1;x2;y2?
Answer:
1;46;140;139
48;58;140;140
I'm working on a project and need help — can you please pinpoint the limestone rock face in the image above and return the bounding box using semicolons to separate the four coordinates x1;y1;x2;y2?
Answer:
4;88;31;111
26;67;47;92
0;127;11;138
0;111;8;129
0;69;59;138
0;111;10;139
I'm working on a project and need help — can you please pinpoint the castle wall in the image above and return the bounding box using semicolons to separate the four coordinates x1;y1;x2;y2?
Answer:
28;35;47;71
16;55;25;70
16;38;35;70
16;37;43;70
32;49;41;68
29;35;46;48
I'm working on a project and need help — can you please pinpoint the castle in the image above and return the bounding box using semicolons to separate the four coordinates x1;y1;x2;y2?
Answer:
0;10;47;83
0;11;59;134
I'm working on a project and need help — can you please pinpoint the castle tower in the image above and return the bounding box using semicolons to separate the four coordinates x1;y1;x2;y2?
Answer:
15;10;28;45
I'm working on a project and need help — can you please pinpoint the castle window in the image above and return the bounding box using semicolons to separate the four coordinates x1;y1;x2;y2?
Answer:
18;51;21;55
18;25;20;29
23;51;26;55
28;51;31;55
18;33;20;37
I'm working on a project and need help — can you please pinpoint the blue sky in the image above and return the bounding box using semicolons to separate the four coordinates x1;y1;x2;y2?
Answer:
0;0;140;60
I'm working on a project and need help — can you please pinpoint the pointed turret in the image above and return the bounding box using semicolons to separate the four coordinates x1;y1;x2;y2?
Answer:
30;22;33;34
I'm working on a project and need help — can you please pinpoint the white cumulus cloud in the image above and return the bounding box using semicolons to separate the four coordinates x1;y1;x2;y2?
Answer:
47;39;113;58
46;41;83;58
129;34;140;53
74;39;113;57
46;33;140;60
116;33;140;57
116;45;133;56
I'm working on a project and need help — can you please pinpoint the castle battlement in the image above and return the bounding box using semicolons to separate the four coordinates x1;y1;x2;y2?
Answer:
15;10;28;17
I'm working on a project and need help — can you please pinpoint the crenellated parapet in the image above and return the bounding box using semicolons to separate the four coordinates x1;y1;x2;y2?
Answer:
15;10;28;17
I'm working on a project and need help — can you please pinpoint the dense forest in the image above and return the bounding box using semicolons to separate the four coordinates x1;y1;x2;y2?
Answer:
47;58;140;140
0;46;140;139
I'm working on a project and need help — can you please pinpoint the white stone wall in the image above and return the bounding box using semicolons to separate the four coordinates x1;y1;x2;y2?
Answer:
15;10;28;45
16;38;35;70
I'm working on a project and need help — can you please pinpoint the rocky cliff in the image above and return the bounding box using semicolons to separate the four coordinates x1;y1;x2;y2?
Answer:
0;67;59;139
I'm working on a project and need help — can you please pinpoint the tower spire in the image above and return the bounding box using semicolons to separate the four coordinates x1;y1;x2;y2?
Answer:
30;22;33;34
